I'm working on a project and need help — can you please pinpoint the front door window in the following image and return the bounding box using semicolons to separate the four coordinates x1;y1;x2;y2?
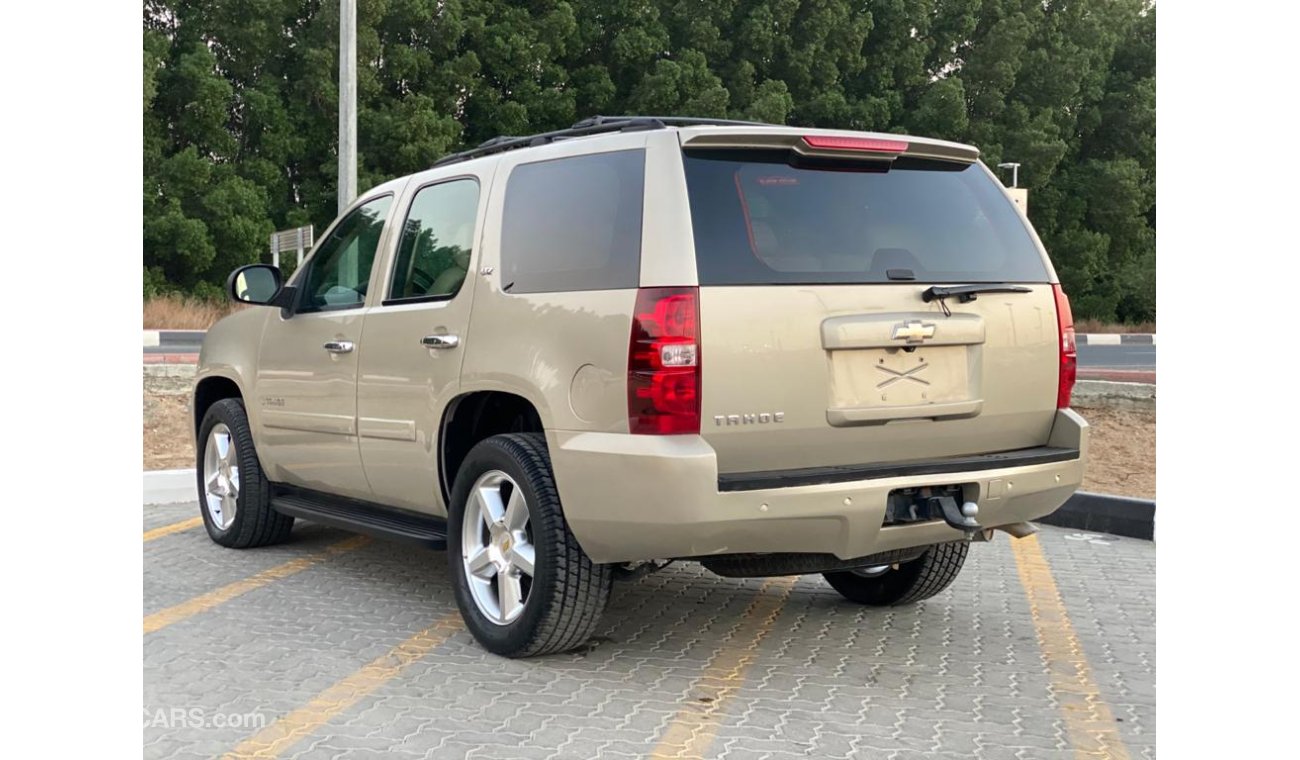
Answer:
299;196;393;312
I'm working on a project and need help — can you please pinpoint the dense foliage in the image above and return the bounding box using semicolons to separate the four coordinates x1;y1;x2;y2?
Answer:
144;0;1154;321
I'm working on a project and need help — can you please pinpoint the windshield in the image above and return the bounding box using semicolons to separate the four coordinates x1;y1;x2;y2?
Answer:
682;149;1050;285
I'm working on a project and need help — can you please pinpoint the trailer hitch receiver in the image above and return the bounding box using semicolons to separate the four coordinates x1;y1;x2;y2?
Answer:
931;495;982;535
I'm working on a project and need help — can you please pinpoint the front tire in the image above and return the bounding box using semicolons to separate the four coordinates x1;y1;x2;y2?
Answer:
196;398;294;548
448;433;612;657
823;541;969;606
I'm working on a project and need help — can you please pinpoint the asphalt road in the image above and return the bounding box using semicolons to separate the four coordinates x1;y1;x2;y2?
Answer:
147;333;1157;370
145;345;203;355
1077;343;1156;370
145;501;1155;759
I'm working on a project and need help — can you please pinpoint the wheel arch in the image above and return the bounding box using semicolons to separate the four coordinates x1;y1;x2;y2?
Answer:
192;373;247;435
439;390;546;506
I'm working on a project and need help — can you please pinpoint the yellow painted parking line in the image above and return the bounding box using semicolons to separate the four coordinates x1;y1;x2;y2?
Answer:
143;516;204;542
223;613;464;759
650;575;798;760
143;536;371;635
1012;534;1131;759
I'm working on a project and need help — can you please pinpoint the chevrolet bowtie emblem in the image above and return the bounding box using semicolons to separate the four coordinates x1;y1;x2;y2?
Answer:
891;320;936;344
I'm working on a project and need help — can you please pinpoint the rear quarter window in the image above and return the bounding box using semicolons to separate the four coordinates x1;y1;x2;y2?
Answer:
500;149;645;293
682;149;1049;285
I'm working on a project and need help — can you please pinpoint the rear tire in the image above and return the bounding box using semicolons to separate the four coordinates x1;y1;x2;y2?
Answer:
196;398;294;548
447;433;612;657
823;541;968;606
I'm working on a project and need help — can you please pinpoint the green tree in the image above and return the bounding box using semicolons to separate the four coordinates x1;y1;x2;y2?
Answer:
1034;4;1156;321
143;0;1155;323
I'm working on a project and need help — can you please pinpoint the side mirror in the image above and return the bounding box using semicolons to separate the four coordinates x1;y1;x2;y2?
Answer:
227;264;286;306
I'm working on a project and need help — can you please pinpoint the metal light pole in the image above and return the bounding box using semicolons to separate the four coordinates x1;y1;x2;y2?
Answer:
338;0;357;214
997;162;1027;215
997;162;1021;188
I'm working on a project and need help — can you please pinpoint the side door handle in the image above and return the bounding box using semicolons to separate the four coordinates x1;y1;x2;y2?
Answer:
421;334;460;350
323;340;355;354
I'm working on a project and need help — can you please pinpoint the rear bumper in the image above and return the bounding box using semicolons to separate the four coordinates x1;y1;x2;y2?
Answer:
549;409;1089;564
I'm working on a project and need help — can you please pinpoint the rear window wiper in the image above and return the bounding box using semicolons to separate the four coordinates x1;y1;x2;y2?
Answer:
921;283;1033;304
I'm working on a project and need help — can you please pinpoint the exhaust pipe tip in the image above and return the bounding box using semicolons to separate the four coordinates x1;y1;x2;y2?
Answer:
996;521;1040;539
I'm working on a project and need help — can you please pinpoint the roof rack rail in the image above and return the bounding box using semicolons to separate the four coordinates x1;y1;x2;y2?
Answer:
570;115;772;129
431;115;775;168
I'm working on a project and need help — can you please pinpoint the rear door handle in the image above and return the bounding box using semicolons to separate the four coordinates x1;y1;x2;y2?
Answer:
421;334;460;349
323;340;354;354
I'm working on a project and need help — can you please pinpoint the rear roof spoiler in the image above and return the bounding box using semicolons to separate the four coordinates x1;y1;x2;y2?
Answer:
428;116;980;169
679;128;980;165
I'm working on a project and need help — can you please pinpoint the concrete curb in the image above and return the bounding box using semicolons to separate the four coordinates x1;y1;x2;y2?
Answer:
144;363;195;396
1076;333;1155;346
144;468;197;505
1036;491;1155;540
144;363;198;378
144;353;201;365
1072;379;1155;411
144;329;207;347
1077;368;1155;384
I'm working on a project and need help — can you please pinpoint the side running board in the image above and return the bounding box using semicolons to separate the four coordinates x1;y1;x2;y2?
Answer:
270;486;448;549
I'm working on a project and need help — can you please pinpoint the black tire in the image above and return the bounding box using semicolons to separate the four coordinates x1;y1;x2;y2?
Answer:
196;398;294;548
447;433;612;657
823;541;969;606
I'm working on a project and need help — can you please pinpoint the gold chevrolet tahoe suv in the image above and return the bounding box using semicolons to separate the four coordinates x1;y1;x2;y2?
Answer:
194;116;1087;657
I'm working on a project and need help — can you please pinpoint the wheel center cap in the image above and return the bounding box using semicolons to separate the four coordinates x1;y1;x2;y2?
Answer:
500;535;512;553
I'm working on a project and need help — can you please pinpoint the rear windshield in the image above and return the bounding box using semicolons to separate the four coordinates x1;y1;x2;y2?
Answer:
682;149;1049;285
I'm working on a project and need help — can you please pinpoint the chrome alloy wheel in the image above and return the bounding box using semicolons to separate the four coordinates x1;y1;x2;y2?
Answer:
851;564;892;578
203;423;240;530
461;470;536;625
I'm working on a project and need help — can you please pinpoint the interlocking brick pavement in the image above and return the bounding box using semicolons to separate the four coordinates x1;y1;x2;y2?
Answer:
144;501;1155;759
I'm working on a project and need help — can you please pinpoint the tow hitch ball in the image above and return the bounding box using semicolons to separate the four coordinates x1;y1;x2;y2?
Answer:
931;495;982;535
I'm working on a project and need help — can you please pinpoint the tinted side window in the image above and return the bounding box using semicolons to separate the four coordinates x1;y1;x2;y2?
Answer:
500;150;645;293
388;179;481;301
300;196;393;311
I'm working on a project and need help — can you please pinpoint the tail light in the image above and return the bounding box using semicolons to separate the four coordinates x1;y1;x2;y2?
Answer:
628;287;700;434
802;135;909;153
1053;284;1077;409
